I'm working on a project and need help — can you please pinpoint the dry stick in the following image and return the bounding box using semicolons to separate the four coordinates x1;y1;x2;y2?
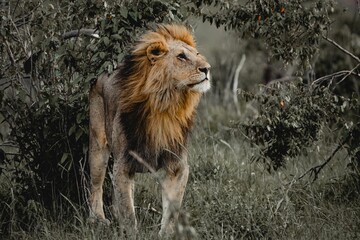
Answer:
311;70;360;86
4;39;16;65
232;55;246;116
135;206;162;215
322;36;360;63
337;63;360;85
312;36;360;86
297;133;351;182
129;151;159;176
62;29;99;39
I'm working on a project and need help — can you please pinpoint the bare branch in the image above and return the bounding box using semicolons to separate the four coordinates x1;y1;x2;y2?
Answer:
3;39;16;65
311;66;360;86
233;54;246;104
62;29;99;39
297;133;351;182
337;63;360;85
322;36;360;63
135;206;162;215
129;151;157;175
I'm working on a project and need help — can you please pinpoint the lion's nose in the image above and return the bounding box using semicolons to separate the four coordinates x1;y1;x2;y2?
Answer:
198;67;209;75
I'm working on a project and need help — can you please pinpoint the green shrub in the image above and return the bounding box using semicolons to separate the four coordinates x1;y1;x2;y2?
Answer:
237;81;360;171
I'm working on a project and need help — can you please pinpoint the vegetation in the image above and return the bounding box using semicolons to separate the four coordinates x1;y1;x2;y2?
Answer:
1;0;360;239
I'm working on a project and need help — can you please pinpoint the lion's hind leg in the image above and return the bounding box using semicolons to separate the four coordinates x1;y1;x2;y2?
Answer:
89;85;110;224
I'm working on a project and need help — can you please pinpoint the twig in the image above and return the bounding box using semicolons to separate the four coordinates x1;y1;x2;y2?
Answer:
232;54;246;115
3;39;16;65
0;78;12;89
337;63;360;85
128;151;174;204
311;68;360;86
129;151;159;176
62;29;99;39
2;152;21;156
233;54;246;105
128;151;169;201
135;205;162;215
322;36;360;63
0;142;19;148
297;133;351;182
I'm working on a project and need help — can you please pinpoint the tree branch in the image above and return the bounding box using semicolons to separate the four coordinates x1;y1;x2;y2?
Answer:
62;29;99;39
322;36;360;63
337;63;360;85
311;66;360;86
297;133;351;182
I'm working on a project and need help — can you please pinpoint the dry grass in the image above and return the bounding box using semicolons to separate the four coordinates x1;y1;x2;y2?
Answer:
2;95;360;240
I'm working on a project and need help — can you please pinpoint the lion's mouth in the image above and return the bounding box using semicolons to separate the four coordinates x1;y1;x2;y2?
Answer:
187;78;208;88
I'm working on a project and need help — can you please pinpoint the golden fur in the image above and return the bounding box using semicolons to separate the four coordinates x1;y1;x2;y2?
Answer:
89;24;211;235
118;25;203;152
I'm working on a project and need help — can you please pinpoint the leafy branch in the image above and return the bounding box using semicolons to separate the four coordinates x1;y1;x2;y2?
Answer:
311;64;360;85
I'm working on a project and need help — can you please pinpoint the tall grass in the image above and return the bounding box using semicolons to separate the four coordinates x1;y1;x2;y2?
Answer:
2;94;360;240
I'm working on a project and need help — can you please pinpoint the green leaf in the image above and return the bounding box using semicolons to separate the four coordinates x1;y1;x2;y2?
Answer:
75;129;83;141
103;37;110;46
99;52;106;59
111;34;122;41
60;153;69;164
120;8;128;18
68;125;76;136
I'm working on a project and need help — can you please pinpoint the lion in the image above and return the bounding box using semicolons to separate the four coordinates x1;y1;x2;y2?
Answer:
89;24;211;236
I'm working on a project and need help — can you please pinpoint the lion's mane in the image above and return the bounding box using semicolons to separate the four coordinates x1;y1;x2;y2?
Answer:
115;25;202;172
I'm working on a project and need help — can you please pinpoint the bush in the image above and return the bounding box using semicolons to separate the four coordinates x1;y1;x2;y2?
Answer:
237;81;360;172
0;0;187;234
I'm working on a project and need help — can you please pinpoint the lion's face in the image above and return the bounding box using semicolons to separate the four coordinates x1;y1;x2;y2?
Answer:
146;39;211;93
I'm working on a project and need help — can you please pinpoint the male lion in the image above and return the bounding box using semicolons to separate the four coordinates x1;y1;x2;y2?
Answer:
89;24;211;235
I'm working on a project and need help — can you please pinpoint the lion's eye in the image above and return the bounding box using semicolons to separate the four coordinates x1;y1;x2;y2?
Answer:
177;53;187;60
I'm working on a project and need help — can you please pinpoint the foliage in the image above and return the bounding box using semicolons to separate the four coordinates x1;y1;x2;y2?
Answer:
194;0;334;65
237;81;360;171
0;0;185;234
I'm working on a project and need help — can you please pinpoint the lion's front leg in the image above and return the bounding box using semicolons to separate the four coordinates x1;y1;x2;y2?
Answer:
159;157;189;236
112;159;137;230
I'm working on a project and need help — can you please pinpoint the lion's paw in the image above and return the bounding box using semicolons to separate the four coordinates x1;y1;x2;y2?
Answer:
88;216;111;226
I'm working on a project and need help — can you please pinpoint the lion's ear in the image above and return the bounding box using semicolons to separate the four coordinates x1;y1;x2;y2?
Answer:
146;42;167;64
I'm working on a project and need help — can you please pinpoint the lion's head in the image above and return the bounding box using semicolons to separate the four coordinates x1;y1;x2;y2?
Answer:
117;24;210;151
141;24;211;93
120;25;211;110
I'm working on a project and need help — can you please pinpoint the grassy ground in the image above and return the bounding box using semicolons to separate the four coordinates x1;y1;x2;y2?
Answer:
4;94;360;240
